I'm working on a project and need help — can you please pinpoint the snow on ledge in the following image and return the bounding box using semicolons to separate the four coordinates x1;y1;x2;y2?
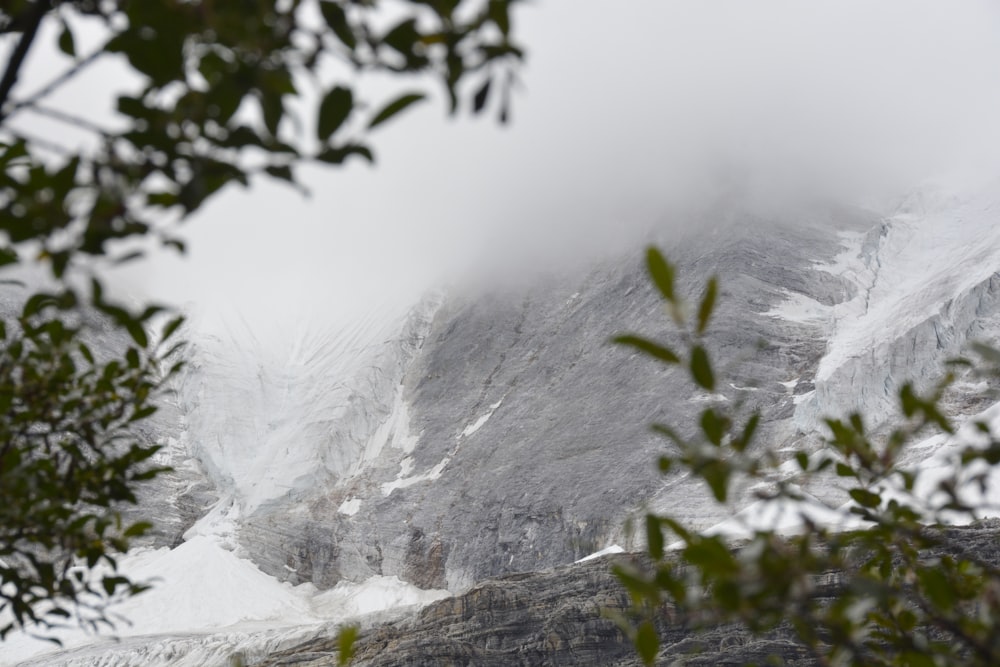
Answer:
575;545;625;564
380;457;450;496
461;398;504;438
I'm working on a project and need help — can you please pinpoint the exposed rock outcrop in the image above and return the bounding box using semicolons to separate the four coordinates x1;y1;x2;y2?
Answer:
262;521;1000;666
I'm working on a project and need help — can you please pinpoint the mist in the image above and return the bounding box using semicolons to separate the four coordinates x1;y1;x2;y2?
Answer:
90;0;1000;337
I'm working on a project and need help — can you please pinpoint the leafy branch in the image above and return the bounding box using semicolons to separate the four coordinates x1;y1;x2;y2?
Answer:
614;247;1000;666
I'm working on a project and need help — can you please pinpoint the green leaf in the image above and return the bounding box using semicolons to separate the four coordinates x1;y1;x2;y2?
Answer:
646;515;664;560
732;413;759;452
684;536;737;575
700;408;726;446
690;345;714;391
636;620;659;666
114;251;144;266
58;21;76;58
126;321;148;348
899;383;919;418
697;276;718;334
651;423;687;448
701;460;730;502
130;405;157;422
917;567;956;608
612;334;680;365
260;94;283;137
658;517;692;543
473;78;491;113
317;143;374;165
382;18;420;55
123;521;153;538
613;565;661;606
337;625;358;666
317;86;353;142
645;246;675;303
488;0;511;35
265;165;294;183
0;245;18;267
320;1;357;49
368;93;426;129
849;488;881;508
106;25;184;88
164;237;186;253
161;315;185;343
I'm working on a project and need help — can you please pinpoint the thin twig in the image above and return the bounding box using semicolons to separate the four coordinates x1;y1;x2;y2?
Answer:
26;103;112;137
3;43;104;123
0;0;53;123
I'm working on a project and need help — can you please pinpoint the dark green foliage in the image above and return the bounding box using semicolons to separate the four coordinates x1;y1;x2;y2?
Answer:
1;0;523;270
368;92;427;129
0;293;183;639
0;0;523;644
614;247;1000;666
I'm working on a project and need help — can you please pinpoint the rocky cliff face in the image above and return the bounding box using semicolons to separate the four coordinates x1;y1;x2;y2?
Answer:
261;521;1000;667
11;184;1000;665
212;204;888;594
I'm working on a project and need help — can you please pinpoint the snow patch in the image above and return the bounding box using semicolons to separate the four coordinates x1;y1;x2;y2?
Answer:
689;393;729;403
338;498;362;516
765;290;830;324
575;545;625;563
701;489;866;542
380;457;450;496
460;398;504;438
5;539;449;666
349;386;422;477
309;575;450;618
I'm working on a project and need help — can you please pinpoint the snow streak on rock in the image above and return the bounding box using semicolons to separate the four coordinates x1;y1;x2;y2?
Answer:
762;183;1000;428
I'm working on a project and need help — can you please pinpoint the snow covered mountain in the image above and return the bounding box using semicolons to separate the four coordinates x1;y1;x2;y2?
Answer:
8;181;1000;666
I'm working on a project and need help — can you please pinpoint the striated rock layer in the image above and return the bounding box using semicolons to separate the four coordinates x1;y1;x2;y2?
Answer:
262;522;1000;666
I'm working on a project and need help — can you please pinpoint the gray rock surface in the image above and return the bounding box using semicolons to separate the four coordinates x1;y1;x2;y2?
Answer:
18;187;1000;665
231;205;884;591
148;194;1000;597
260;522;1000;667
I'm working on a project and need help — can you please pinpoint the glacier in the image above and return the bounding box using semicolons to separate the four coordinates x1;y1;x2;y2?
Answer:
8;180;1000;665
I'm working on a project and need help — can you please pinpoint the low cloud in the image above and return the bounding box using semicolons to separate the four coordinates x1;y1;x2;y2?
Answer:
105;0;1000;331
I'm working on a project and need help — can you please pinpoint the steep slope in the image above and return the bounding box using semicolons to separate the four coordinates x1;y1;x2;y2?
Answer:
312;206;872;591
11;183;1000;665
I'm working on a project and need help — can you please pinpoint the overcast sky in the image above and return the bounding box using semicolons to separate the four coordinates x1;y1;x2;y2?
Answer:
12;0;1000;341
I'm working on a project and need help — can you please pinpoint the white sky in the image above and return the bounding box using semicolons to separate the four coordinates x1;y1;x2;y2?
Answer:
8;0;1000;340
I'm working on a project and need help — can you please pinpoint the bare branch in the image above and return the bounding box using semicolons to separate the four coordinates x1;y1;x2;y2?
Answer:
0;0;53;124
3;44;104;124
27;103;112;136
